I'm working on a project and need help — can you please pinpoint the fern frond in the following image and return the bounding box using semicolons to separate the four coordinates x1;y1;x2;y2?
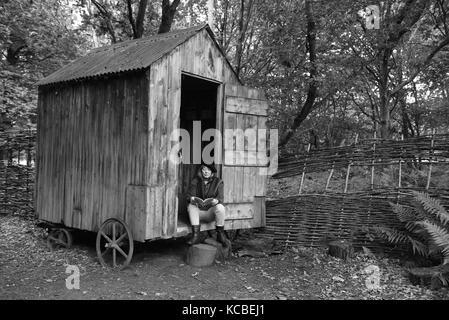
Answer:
406;236;428;256
372;226;410;244
412;191;449;226
416;221;449;262
404;221;422;234
390;202;418;223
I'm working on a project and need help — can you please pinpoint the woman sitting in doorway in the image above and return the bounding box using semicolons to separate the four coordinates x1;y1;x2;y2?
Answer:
185;163;230;247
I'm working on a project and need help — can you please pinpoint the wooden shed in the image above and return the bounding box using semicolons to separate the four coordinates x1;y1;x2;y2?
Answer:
36;24;270;243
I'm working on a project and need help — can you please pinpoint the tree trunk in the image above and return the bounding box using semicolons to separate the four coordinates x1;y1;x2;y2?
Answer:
235;0;245;76
279;0;317;148
158;0;181;34
379;49;392;139
397;51;412;138
135;0;148;38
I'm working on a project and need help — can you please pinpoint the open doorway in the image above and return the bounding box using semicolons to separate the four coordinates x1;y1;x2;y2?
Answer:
177;73;219;228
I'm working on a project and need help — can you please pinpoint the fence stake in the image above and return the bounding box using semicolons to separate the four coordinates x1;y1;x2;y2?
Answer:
325;160;335;192
299;143;311;194
371;131;376;190
426;129;436;190
398;134;403;189
344;134;358;193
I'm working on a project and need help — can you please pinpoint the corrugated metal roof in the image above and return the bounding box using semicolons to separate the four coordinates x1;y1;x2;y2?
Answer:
37;25;209;86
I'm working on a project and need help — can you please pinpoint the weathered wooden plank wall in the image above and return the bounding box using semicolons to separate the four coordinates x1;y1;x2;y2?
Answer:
149;29;241;238
221;85;269;230
37;73;149;238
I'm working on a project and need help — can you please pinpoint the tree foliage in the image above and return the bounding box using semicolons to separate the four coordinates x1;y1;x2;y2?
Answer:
0;0;88;130
1;0;448;152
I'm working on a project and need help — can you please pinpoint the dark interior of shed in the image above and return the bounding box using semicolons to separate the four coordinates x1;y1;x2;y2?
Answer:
177;74;219;227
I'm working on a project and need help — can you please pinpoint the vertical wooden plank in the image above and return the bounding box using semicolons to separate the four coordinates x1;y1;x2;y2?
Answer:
235;113;245;165
125;186;147;242
255;116;268;196
167;50;181;236
222;166;234;203
246;115;258;166
216;84;224;176
242;166;256;202
234;166;244;202
223;112;236;165
253;196;266;227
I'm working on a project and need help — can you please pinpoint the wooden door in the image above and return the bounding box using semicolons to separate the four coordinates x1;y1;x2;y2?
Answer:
221;84;270;229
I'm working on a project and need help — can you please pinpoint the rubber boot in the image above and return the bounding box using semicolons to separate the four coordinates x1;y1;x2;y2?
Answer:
216;226;231;248
187;225;201;245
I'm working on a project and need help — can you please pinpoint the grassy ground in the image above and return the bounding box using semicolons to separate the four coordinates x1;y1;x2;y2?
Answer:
1;213;448;300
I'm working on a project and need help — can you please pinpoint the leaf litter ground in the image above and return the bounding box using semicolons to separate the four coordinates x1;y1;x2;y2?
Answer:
0;214;447;300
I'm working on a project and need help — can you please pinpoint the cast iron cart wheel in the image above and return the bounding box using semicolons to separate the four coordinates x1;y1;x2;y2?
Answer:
47;228;73;250
96;218;134;270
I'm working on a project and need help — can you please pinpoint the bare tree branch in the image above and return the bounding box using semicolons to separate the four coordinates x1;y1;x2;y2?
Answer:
91;0;117;43
390;34;449;96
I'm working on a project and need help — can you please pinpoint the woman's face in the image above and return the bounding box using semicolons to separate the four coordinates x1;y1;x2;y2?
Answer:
201;166;212;179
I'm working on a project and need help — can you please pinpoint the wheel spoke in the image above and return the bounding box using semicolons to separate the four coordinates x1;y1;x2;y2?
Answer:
100;231;113;244
115;245;128;259
48;235;58;242
96;218;134;270
54;239;67;246
48;235;66;247
116;232;128;246
112;223;116;242
101;247;112;257
58;233;68;246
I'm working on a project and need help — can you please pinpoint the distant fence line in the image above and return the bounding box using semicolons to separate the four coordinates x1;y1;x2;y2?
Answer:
264;133;449;251
274;133;449;180
0;129;36;214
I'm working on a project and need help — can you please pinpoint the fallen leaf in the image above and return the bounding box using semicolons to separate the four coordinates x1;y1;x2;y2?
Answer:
332;276;344;282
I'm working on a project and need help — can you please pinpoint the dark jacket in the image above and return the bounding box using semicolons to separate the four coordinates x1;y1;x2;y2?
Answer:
186;170;224;204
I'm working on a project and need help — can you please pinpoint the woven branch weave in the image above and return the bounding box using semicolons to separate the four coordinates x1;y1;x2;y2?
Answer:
0;129;36;214
264;134;449;250
262;188;449;250
274;134;449;179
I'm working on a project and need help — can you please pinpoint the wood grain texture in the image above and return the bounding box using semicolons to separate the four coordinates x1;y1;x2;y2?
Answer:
221;84;269;228
37;73;149;239
147;29;240;238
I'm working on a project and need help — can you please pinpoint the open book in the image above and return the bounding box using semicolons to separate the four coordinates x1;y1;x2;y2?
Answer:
190;197;219;210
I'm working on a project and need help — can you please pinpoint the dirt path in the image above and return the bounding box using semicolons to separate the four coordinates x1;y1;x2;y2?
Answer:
1;214;448;300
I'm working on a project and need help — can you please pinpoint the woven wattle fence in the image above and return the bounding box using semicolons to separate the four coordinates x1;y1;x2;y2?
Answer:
274;134;449;179
263;188;449;250
0;129;36;215
263;133;449;250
